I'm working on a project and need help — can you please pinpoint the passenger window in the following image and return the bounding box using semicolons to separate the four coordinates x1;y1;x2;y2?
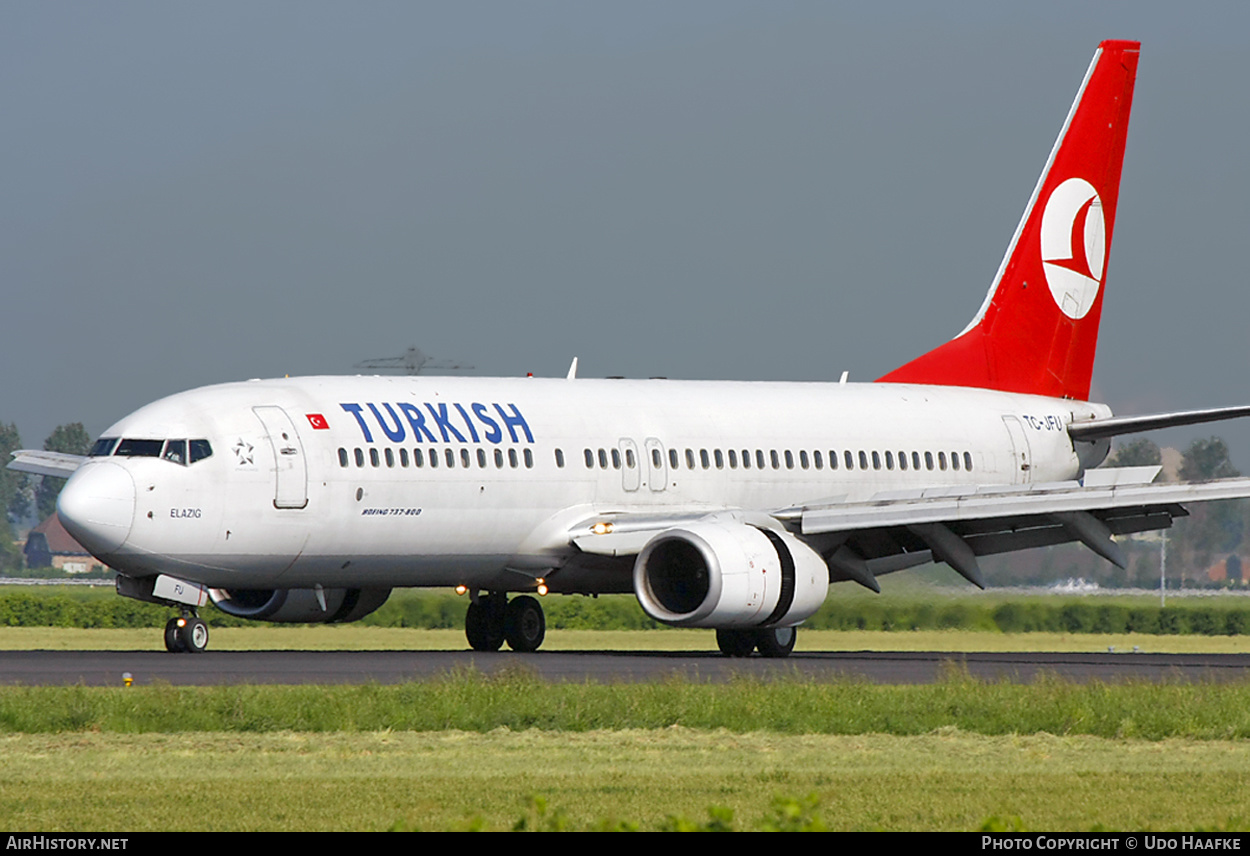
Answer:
478;449;488;468
686;449;696;469
756;450;766;470
385;448;395;468
912;452;921;470
414;449;424;468
400;449;409;467
495;449;504;468
556;449;566;468
669;449;679;469
859;451;868;470
599;449;608;469
871;451;881;470
625;449;635;469
509;449;519;468
938;451;947;471
700;449;710;469
461;448;471;468
898;451;907;471
584;448;594;468
429;449;438;468
524;449;533;469
445;449;455;468
845;450;854;470
951;451;960;471
813;451;822;470
728;449;737;469
925;451;934;470
785;450;794;470
370;448;380;468
885;451;894;470
770;450;780;470
652;449;662;468
611;449;622;469
741;450;751;470
338;448;349;468
964;452;974;471
800;450;809;470
714;449;723;469
830;451;839;471
355;448;365;467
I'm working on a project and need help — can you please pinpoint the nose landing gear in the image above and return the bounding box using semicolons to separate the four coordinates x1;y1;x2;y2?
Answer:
163;613;209;653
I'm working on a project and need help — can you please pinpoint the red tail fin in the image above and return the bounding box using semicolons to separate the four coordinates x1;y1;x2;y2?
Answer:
878;40;1139;400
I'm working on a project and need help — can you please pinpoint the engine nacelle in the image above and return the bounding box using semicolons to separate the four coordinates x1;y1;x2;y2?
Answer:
632;522;827;628
209;587;391;623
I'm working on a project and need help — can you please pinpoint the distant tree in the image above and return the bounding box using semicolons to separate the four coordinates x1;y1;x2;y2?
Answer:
1179;436;1240;481
1173;437;1243;583
34;423;91;520
0;422;25;524
1107;437;1162;468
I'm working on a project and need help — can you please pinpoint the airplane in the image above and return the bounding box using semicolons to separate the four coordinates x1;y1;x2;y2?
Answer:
12;39;1250;657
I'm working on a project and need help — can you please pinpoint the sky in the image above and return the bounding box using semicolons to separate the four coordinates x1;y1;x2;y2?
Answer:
4;2;1250;466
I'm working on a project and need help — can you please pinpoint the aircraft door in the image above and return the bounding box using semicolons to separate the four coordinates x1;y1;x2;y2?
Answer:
618;438;640;492
1001;415;1033;484
644;437;667;492
253;406;309;509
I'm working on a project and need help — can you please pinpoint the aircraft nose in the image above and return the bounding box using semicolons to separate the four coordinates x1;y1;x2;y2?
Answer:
57;462;136;557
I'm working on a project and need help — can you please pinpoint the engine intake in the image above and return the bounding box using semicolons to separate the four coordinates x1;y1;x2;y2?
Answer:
633;522;827;628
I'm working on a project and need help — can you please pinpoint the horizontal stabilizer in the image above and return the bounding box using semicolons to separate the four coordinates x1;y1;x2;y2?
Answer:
7;450;87;478
1068;405;1250;441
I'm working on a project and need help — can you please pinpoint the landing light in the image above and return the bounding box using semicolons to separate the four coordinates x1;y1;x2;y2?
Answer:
592;522;614;535
454;585;468;596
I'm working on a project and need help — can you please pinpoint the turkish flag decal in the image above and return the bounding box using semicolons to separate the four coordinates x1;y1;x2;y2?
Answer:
306;413;329;430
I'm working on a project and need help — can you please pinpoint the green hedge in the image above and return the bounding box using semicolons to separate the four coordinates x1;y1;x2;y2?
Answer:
1;587;1249;635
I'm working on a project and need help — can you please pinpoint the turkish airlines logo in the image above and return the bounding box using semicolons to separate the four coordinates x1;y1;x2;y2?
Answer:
1040;177;1106;319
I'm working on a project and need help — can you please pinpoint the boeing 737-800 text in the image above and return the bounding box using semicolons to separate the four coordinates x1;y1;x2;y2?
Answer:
13;40;1250;656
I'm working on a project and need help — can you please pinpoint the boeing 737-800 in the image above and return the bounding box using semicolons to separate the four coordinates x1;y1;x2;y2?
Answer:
13;40;1250;656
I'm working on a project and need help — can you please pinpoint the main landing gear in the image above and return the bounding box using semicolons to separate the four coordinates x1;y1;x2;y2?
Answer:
163;611;209;653
465;592;546;653
716;626;797;659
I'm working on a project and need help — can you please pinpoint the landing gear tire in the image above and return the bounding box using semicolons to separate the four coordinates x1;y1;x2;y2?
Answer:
504;596;546;653
179;617;209;654
164;617;186;653
716;629;756;657
755;626;797;659
465;597;505;652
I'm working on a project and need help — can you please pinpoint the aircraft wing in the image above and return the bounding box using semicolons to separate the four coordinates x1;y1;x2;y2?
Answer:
568;467;1250;591
7;450;88;478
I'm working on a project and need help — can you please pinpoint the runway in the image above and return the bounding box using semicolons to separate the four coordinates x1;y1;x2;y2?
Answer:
2;649;1249;686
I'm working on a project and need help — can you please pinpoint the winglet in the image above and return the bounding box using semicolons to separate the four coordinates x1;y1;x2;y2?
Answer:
879;40;1140;401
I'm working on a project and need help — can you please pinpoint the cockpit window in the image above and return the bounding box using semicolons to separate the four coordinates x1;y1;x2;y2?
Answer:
189;440;212;463
114;439;164;457
163;440;187;465
89;438;119;457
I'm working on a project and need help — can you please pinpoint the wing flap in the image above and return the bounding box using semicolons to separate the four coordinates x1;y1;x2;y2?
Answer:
7;450;88;478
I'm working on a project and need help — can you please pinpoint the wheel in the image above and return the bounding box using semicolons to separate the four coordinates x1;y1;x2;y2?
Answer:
755;626;796;659
178;617;209;653
716;629;756;657
164;617;185;653
504;596;546;652
465;600;504;651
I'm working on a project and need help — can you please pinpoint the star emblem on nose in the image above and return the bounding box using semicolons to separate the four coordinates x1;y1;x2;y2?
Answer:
233;439;254;465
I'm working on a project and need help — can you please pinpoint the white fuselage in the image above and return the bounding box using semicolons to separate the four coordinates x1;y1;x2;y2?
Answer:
59;375;1109;592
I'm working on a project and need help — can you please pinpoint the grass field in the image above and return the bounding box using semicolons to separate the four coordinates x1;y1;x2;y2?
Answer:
4;624;1250;653
2;730;1248;831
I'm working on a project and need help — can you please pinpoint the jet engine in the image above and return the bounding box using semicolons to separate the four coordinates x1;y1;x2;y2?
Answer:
208;587;391;623
632;522;827;628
